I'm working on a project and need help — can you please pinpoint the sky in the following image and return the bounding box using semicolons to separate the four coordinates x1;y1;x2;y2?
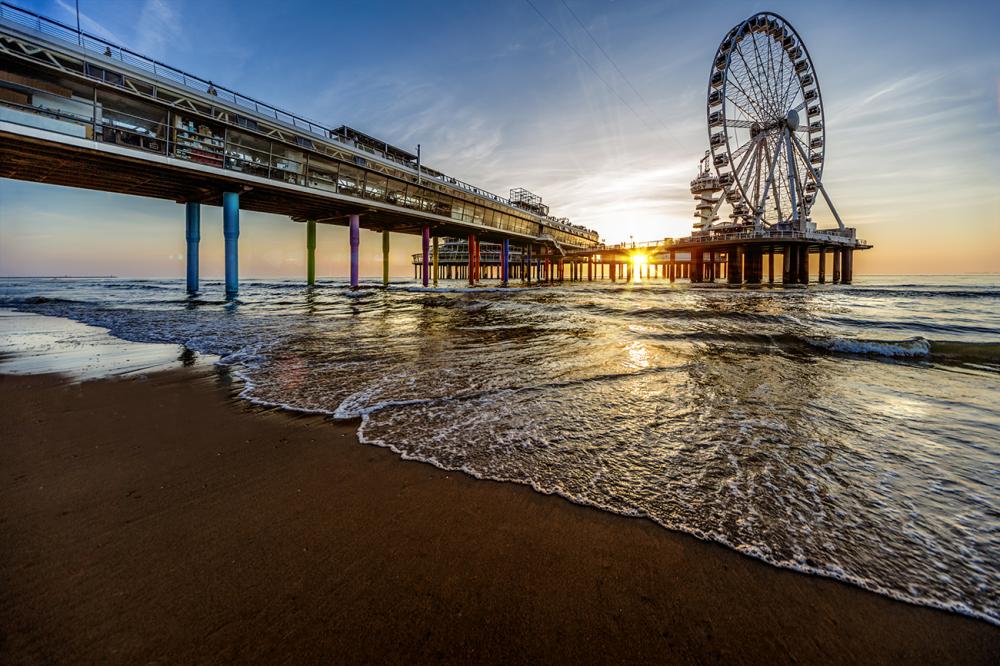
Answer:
1;0;998;277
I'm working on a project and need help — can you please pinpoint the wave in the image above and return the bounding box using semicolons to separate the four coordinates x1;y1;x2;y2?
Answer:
808;335;932;358
806;335;1000;366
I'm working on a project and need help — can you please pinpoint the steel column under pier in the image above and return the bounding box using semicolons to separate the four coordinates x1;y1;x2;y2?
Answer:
842;249;853;284
185;202;200;293
468;234;477;286
768;251;774;284
502;239;510;286
306;220;317;286
818;250;826;284
833;248;842;283
349;214;360;289
223;192;239;297
432;236;439;287
382;230;390;287
798;245;809;285
421;226;430;287
782;245;794;284
728;246;742;284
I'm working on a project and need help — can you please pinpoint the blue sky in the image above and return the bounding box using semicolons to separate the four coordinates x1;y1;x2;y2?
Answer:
2;0;998;276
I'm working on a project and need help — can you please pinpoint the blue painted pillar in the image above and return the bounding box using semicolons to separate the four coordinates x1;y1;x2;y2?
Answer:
501;239;510;286
222;192;239;297
349;214;360;289
185;202;200;293
421;225;430;287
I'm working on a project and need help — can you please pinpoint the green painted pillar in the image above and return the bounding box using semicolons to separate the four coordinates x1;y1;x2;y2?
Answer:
382;230;390;287
306;220;316;285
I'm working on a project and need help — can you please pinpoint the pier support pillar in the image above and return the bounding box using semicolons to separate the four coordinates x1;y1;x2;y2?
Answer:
798;245;809;285
421;225;430;287
382;230;390;287
842;249;853;285
832;248;842;283
306;220;317;286
728;246;742;284
349;214;360;289
669;251;676;282
502;239;510;286
526;246;532;284
818;249;826;284
432;236;439;287
223;192;239;298
782;245;793;284
690;249;702;283
185;202;200;293
468;234;477;286
768;251;775;284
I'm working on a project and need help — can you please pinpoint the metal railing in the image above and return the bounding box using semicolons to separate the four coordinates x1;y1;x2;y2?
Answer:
0;1;599;243
671;229;868;246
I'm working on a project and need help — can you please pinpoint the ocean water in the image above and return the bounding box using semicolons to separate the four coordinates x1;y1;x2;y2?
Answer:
2;275;998;624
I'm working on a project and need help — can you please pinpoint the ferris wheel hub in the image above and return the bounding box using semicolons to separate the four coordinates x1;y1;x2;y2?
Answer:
785;109;800;131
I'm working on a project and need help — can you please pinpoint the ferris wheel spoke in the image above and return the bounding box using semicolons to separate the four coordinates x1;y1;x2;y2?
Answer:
754;133;784;226
734;44;774;119
725;119;757;129
789;133;845;230
725;66;766;119
732;133;764;179
780;62;800;112
750;34;777;115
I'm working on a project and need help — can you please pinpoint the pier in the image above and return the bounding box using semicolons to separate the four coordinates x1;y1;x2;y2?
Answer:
0;3;598;295
2;3;871;293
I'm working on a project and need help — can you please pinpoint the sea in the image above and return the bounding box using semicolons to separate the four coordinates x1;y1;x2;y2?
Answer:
2;274;998;625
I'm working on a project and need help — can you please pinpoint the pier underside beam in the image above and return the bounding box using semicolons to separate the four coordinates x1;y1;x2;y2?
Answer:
223;192;239;298
185;202;200;294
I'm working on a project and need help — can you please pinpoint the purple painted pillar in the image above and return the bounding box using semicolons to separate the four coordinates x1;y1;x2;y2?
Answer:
421;225;430;287
349;214;360;289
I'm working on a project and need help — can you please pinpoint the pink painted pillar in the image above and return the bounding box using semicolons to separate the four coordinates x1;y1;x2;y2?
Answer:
349;214;360;289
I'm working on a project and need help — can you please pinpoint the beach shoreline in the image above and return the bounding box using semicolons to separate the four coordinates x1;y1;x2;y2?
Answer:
2;359;997;663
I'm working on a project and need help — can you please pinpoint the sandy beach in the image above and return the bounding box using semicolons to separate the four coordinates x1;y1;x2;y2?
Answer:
2;360;997;664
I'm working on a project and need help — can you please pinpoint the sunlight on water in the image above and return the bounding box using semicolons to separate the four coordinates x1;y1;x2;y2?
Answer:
2;275;998;624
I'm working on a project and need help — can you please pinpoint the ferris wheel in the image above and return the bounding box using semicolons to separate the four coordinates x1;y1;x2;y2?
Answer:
705;12;844;232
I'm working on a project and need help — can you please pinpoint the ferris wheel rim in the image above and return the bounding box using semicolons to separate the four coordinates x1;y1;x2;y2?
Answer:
705;12;827;229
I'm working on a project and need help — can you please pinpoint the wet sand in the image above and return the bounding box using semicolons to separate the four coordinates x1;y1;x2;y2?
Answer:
1;366;997;664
